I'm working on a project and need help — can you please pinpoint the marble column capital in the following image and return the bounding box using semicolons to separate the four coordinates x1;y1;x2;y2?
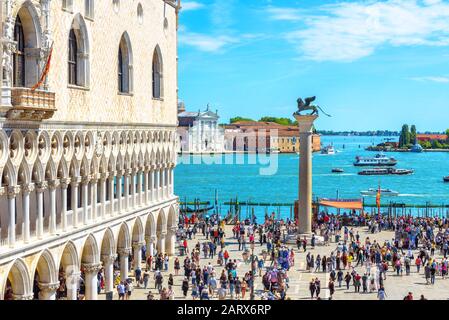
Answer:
48;179;60;191
157;232;167;239
60;178;71;189
71;177;81;187
100;172;108;181
168;226;178;234
22;183;35;195
132;241;145;250
36;181;48;193
145;235;157;243
118;247;132;256
102;253;118;265
116;170;124;178
38;282;60;292
82;263;102;274
12;293;34;300
7;186;21;199
81;176;90;186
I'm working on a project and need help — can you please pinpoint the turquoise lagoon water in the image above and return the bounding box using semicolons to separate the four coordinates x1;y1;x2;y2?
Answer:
174;136;449;220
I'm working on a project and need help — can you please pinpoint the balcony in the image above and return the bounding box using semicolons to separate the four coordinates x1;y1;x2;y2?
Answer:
8;87;56;121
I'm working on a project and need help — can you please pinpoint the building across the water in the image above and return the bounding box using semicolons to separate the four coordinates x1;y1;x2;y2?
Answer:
224;121;321;153
177;102;225;153
0;0;180;300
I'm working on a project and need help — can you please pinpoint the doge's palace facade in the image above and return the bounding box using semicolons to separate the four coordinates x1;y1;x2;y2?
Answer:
0;0;180;300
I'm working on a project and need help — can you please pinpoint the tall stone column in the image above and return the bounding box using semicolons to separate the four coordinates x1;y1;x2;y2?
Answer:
81;177;89;225
117;171;123;214
66;271;80;300
36;182;47;239
293;114;318;235
143;169;149;205
91;177;98;222
136;171;142;207
48;180;59;235
118;248;131;281
166;226;177;256
102;254;117;294
100;174;107;220
108;173;115;216
132;242;144;271
82;263;102;300
71;178;80;228
157;232;166;255
60;179;70;232
130;171;136;209
7;186;20;248
38;282;59;300
123;171;130;211
149;169;154;202
22;184;34;243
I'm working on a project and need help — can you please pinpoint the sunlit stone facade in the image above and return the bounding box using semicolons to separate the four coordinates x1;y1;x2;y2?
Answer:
0;0;180;300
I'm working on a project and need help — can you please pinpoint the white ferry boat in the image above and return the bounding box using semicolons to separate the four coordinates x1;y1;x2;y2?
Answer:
360;188;399;197
321;145;335;155
354;153;397;166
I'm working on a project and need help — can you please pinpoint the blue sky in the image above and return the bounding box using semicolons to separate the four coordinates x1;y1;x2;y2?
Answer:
178;0;449;131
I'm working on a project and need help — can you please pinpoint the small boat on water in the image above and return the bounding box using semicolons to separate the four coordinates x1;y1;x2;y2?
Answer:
360;188;399;196
358;168;414;176
354;153;397;167
444;176;449;182
321;145;335;155
411;144;423;153
332;168;344;173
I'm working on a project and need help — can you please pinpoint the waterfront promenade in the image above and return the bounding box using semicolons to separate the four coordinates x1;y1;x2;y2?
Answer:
100;224;449;300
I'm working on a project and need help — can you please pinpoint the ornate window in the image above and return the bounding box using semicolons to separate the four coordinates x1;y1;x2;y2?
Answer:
68;28;78;85
113;0;120;13
62;0;73;11
137;3;143;24
13;16;25;87
118;33;133;94
85;0;95;19
152;46;163;99
68;15;90;87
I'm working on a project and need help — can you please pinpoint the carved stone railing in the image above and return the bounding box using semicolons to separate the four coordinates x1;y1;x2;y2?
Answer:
8;88;56;121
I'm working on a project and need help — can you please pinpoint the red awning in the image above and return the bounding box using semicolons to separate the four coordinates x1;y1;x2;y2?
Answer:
319;198;363;210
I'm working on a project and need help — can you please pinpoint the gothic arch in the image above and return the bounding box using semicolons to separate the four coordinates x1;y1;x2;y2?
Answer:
81;234;100;264
69;14;90;87
2;258;32;300
118;32;133;93
31;249;58;286
117;222;131;250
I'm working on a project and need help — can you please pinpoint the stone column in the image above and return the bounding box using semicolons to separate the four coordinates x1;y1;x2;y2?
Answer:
36;182;47;239
38;282;59;300
66;271;80;300
100;173;107;220
71;179;80;228
123;171;130;211
154;168;159;202
91;177;98;222
22;184;34;243
136;171;142;207
60;179;70;232
12;293;34;300
7;186;20;248
149;169;154;203
132;242;144;271
143;169;149;205
48;180;59;235
293;114;318;235
82;263;102;300
108;173;115;216
117;171;123;214
145;235;156;259
130;170;136;209
102;254;117;294
157;232;166;255
166;226;177;256
81;177;89;225
159;168;164;200
118;248;131;281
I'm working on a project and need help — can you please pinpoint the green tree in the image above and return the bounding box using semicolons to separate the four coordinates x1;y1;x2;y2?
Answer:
445;129;449;142
259;117;294;126
399;124;411;148
230;116;254;123
419;140;432;149
432;139;443;149
410;125;417;145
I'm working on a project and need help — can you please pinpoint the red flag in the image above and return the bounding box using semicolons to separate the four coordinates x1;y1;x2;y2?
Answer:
31;43;53;91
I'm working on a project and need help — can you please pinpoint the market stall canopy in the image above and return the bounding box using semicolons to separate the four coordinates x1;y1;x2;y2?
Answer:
319;198;363;210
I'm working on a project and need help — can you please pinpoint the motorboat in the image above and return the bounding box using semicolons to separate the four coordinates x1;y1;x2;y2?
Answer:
360;188;399;196
354;153;397;166
444;176;449;182
332;168;344;173
358;168;414;176
321;145;335;155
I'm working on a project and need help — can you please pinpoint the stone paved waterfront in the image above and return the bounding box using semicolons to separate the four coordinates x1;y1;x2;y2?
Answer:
100;225;449;300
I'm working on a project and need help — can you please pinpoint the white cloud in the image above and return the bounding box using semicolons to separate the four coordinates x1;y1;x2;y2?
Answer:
265;7;302;21
268;0;449;62
179;32;239;52
409;76;449;83
181;1;204;11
